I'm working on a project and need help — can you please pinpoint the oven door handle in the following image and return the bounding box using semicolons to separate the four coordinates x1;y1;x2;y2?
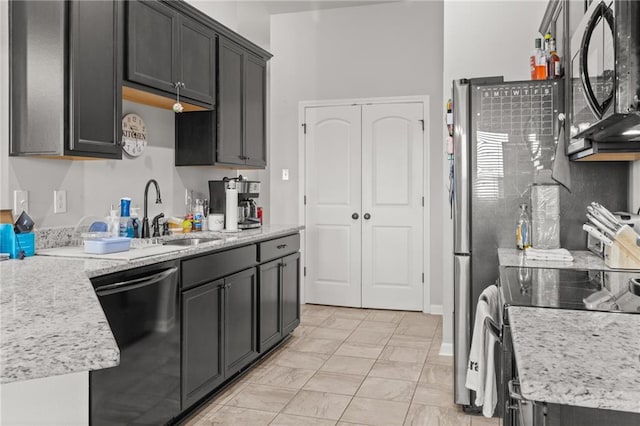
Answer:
95;267;178;296
508;379;525;400
484;316;502;344
579;1;614;119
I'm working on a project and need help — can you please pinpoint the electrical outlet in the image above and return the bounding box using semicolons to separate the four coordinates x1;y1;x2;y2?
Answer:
282;169;289;181
13;190;29;215
54;190;67;214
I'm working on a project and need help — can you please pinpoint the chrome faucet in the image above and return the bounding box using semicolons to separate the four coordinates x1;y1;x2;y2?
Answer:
141;179;162;238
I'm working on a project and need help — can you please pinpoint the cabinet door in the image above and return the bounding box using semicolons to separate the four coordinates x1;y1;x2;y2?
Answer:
224;268;258;376
178;16;216;105
127;0;178;93
281;252;301;336
68;0;122;159
182;280;225;409
243;54;267;168
258;260;282;352
217;38;245;165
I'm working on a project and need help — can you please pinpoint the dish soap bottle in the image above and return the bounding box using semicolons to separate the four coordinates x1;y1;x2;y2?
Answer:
516;203;531;250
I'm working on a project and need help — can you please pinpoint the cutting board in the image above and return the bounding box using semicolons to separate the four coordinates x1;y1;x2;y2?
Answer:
38;244;185;261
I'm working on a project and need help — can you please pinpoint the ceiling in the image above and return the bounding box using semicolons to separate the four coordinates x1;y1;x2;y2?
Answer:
260;0;399;15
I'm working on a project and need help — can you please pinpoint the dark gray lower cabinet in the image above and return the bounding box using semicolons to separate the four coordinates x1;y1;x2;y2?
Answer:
182;280;225;409
181;237;299;414
258;251;301;353
224;268;259;376
258;260;283;352
282;252;301;335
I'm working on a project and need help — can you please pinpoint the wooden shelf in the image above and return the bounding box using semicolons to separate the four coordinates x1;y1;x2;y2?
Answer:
122;86;208;112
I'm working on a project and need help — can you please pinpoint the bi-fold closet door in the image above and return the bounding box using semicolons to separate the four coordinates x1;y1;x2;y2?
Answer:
305;102;424;311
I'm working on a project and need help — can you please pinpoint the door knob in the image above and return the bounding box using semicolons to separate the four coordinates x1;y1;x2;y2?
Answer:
352;213;359;220
363;213;371;220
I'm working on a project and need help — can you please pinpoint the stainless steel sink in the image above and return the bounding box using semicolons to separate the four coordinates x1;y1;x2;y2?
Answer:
163;237;221;246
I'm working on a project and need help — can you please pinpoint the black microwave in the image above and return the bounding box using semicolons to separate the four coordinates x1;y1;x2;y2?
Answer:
567;0;640;159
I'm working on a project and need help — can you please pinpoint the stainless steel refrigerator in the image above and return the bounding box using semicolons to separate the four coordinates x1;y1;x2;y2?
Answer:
452;77;629;409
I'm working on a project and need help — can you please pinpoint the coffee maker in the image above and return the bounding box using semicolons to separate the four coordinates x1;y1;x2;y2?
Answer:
209;176;261;229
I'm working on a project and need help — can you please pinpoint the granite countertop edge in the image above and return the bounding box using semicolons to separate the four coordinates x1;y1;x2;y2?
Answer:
0;225;303;384
508;306;640;414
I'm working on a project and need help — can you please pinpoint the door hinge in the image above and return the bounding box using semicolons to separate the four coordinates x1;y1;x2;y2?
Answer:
422;273;424;283
419;119;424;131
304;267;307;277
304;195;307;205
302;123;307;134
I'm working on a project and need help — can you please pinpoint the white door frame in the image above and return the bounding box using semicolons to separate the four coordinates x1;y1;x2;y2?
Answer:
298;95;431;313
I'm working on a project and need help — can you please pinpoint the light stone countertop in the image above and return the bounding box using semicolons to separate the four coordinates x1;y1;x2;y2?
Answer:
498;248;608;270
0;225;302;384
508;306;640;413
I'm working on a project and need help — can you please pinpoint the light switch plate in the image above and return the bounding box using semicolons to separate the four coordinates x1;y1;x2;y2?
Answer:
13;190;28;215
282;169;289;181
54;190;67;214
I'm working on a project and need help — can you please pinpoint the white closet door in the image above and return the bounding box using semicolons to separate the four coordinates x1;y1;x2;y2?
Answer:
361;102;424;310
305;105;362;307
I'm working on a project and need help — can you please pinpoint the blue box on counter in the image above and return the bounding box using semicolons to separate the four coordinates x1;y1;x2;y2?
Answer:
84;237;131;254
0;224;35;259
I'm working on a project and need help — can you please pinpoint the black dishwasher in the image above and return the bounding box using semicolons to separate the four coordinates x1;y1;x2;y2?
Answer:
90;261;181;426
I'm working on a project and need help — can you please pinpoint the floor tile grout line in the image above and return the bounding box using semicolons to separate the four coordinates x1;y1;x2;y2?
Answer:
275;308;365;423
337;310;402;425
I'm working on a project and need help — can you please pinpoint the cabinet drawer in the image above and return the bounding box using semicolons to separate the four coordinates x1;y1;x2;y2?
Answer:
182;244;256;290
258;234;299;262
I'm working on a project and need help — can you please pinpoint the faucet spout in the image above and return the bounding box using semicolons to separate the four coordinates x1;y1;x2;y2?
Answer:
142;179;162;238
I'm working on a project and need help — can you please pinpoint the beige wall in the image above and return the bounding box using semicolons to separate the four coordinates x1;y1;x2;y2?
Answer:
269;1;446;309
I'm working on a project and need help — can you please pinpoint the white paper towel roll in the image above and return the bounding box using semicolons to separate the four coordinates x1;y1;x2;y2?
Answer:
225;187;238;231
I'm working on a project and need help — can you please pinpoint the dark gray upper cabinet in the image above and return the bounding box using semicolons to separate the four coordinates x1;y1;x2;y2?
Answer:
10;0;122;159
126;0;216;106
218;38;245;165
216;37;268;168
127;0;178;94
176;38;268;168
179;17;216;105
244;54;267;168
181;280;225;409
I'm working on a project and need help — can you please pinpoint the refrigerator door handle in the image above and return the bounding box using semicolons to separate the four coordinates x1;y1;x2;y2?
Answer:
454;254;471;406
453;80;470;254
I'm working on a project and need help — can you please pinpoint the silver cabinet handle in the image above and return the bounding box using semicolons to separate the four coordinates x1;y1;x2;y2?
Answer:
363;213;371;220
352;213;359;220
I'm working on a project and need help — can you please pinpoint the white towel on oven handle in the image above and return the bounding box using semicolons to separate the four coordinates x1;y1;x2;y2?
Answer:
465;284;500;417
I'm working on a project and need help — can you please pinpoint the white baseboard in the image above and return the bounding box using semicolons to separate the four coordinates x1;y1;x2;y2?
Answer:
429;304;443;315
439;342;453;357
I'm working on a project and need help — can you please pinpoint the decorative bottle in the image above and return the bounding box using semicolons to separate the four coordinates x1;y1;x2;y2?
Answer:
516;204;532;250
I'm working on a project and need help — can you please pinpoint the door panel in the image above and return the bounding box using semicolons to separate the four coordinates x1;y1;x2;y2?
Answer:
217;38;244;165
361;103;423;310
258;260;281;352
127;0;177;93
179;16;216;105
305;106;362;307
282;252;301;335
182;280;224;409
69;0;122;158
224;268;258;376
244;54;267;167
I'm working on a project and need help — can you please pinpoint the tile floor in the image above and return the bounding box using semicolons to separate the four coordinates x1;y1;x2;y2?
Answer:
183;305;499;426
